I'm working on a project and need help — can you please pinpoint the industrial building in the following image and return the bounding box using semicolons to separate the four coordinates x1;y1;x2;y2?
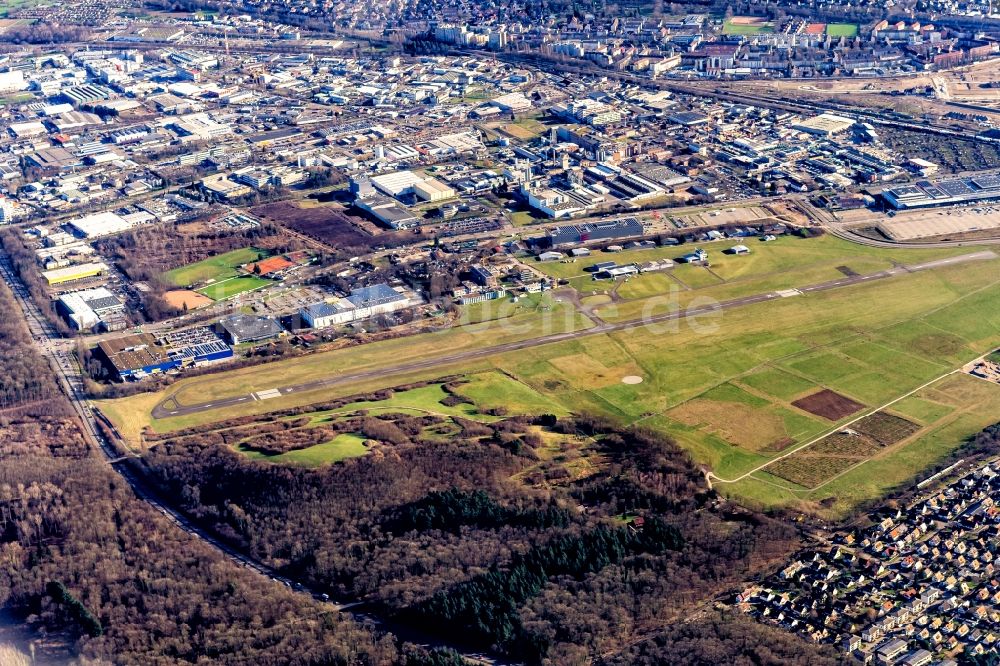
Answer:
66;211;135;238
369;170;455;202
412;178;456;202
547;217;645;246
42;261;109;286
216;314;284;345
882;174;1000;209
96;333;177;381
370;170;428;198
355;195;421;230
161;327;234;367
57;287;126;331
301;283;410;328
791;113;856;137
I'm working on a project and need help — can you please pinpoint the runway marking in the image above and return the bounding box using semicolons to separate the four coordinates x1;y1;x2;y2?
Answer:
255;388;282;400
776;289;801;298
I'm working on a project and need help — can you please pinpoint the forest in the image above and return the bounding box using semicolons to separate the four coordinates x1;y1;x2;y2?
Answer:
142;400;827;663
0;276;424;664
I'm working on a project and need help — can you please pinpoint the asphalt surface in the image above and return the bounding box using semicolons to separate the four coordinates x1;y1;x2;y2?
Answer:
153;249;998;419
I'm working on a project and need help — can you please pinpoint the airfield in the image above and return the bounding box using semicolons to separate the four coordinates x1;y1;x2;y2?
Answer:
100;236;1000;519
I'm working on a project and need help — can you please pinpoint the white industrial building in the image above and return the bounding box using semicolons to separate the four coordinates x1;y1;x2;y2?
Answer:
66;211;136;238
369;170;455;202
58;287;125;331
301;284;411;328
370;170;427;198
0;70;27;93
413;178;456;202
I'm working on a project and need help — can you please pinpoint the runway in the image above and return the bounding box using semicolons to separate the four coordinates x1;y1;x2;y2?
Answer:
152;250;998;419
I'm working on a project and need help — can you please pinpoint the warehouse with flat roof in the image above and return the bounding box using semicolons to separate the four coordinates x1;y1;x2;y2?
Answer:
57;287;125;331
43;261;109;286
370;170;427;198
792;113;855;137
96;333;178;381
66;211;135;238
216;314;283;345
548;217;645;246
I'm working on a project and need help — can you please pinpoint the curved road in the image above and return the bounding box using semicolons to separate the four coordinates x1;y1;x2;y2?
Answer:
154;249;998;419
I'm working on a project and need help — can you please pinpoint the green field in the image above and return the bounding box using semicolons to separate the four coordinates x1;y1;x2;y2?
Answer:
0;93;32;107
103;242;1000;518
457;292;574;325
535;235;972;322
196;276;271;300
162;248;266;287
826;23;859;38
722;17;775;35
0;0;49;17
239;433;369;467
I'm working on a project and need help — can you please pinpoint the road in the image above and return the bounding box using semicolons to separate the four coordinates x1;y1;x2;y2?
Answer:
0;251;504;666
153;249;998;419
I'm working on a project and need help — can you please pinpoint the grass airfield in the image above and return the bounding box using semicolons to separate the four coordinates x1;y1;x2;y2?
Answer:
100;237;1000;518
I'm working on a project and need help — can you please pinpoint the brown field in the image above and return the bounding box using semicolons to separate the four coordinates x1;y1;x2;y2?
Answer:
668;399;792;453
764;410;921;489
793;389;865;421
851;411;921;445
500;124;537;140
252;201;432;256
729;16;768;25
163;290;213;310
767;455;859;489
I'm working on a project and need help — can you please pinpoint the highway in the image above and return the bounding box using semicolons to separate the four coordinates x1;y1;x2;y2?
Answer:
153;249;998;419
0;251;504;666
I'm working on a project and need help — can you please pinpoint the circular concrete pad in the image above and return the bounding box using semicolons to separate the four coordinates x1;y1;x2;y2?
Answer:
621;375;644;385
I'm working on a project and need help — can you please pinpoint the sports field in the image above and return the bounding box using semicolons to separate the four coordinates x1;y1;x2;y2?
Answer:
722;16;774;35
827;23;859;38
102;245;1000;518
161;248;266;287
196;276;271;301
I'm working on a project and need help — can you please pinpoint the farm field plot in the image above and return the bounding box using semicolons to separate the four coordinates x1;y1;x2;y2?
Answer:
104;251;1000;517
767;455;858;490
792;388;865;421
852;411;921;445
736;374;1000;516
736;367;816;401
162;247;264;287
763;411;920;489
197;276;271;301
666;382;826;453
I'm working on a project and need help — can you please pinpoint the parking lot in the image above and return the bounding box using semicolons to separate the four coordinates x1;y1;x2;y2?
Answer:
878;205;1000;240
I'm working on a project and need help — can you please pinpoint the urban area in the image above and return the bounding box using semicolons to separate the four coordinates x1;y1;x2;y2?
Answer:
2;0;1000;664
